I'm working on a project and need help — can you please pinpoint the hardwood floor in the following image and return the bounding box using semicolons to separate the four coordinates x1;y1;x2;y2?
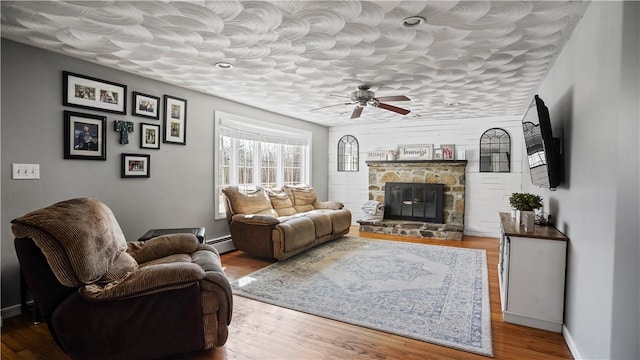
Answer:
2;227;573;359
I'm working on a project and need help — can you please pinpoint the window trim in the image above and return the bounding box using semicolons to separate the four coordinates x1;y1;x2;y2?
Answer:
214;111;312;220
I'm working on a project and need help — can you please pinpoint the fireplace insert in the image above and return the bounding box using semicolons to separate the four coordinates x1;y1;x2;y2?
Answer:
384;182;444;223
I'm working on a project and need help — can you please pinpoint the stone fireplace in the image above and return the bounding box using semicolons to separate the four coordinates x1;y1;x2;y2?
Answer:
358;160;467;240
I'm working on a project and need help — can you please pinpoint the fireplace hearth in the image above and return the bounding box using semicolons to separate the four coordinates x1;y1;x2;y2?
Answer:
384;182;443;223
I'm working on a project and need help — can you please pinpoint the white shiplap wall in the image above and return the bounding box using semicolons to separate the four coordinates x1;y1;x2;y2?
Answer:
328;115;524;238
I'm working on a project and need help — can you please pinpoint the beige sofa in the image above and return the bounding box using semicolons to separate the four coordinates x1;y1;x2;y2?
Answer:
222;185;352;260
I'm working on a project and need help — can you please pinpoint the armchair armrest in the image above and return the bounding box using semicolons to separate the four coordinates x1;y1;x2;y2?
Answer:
314;200;344;210
127;233;199;263
231;214;280;226
81;262;205;300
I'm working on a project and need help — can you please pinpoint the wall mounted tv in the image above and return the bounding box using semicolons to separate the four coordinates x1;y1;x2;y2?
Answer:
522;95;563;190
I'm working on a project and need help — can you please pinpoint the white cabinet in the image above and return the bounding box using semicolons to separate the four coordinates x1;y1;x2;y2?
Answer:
498;213;567;332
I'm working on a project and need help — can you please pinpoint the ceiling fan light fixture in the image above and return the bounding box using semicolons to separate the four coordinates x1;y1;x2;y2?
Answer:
403;16;426;28
215;62;233;69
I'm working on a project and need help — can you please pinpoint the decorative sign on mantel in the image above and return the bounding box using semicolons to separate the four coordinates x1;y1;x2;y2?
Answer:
397;144;433;160
367;148;394;161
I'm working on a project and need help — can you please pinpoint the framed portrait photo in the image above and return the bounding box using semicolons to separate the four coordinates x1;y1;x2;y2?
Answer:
163;95;187;145
434;148;443;160
442;144;456;160
132;91;160;120
64;111;107;160
63;71;127;114
121;153;150;178
140;123;160;149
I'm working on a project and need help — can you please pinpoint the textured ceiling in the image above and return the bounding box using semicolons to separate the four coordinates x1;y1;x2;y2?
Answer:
0;1;589;127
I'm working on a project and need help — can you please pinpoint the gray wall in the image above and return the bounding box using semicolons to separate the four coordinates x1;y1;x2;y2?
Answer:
1;39;330;310
522;2;639;359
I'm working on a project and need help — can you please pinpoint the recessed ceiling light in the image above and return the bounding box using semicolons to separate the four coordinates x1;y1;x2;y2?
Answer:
403;16;426;28
215;62;233;69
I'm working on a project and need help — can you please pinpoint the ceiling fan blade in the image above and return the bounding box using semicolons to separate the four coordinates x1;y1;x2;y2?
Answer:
351;106;364;119
375;95;410;102
310;102;352;111
377;102;411;115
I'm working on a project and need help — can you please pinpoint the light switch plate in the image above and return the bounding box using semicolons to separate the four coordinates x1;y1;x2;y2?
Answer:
12;163;40;179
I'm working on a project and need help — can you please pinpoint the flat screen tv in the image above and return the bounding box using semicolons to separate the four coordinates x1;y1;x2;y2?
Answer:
522;95;563;190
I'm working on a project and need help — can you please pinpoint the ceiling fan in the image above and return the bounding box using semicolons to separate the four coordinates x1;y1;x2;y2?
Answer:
311;85;411;119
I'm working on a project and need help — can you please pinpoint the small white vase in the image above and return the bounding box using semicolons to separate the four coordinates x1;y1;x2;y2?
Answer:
510;209;517;219
515;210;522;225
523;211;535;232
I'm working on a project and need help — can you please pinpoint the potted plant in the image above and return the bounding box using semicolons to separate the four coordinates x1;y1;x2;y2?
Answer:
509;193;543;227
509;192;543;212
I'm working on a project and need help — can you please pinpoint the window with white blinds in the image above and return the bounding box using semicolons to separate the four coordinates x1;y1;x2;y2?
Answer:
215;112;311;218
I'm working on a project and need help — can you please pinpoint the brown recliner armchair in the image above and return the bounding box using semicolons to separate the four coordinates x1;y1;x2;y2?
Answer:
11;198;232;360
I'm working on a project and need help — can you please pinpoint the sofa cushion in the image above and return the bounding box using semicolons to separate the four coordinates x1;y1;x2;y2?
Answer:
329;209;353;235
266;188;297;216
303;211;333;238
284;185;317;213
222;186;278;217
275;216;315;253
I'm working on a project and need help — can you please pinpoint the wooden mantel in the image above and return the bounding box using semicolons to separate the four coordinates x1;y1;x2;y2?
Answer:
366;160;468;165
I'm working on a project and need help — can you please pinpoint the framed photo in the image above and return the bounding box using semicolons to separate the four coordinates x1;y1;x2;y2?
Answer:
132;92;160;119
63;71;127;114
121;153;150;178
163;95;187;145
434;148;443;160
64;111;107;160
442;144;456;160
140;123;160;149
398;144;433;160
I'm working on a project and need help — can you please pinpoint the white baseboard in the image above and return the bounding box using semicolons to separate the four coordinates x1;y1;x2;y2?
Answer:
205;236;235;254
563;324;584;359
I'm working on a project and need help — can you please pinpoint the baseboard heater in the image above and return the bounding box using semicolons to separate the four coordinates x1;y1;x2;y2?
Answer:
205;235;235;254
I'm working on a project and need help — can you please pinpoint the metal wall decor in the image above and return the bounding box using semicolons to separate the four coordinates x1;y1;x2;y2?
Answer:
337;135;359;171
114;120;134;144
479;128;511;172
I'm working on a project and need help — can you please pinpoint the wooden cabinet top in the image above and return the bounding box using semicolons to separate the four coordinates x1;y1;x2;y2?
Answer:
499;212;568;241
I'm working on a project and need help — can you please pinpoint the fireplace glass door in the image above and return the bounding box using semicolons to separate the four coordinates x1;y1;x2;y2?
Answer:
384;182;444;223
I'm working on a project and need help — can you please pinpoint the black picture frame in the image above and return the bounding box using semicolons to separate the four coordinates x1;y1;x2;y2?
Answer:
121;153;150;178
64;110;107;160
163;95;187;145
132;91;160;120
63;71;127;114
140;123;160;149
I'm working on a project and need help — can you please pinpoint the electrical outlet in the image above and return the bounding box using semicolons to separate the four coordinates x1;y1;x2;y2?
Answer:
12;163;40;179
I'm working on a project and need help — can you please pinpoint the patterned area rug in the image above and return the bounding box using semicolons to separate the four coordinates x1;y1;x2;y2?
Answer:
231;237;493;357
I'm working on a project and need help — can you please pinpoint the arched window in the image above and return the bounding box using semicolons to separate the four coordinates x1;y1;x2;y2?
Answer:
337;135;359;172
479;128;510;172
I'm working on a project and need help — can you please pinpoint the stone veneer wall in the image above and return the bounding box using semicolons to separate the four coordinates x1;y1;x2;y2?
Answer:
359;160;467;240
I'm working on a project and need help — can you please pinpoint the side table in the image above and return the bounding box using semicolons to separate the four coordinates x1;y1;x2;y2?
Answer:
138;227;205;243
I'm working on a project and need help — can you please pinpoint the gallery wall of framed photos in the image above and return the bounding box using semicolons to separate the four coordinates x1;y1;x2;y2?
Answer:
61;71;190;179
3;40;331;311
